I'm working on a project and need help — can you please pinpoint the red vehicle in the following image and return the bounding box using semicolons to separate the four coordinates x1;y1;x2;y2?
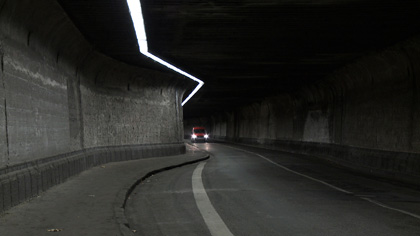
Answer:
191;127;209;143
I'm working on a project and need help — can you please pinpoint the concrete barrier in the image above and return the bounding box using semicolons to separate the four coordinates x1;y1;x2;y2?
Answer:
0;143;185;213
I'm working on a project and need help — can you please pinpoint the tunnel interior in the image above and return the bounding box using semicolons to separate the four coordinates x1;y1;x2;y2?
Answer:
1;0;420;212
56;0;420;118
54;0;420;186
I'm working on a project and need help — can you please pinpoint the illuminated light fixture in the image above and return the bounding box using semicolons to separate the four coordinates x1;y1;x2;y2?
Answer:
126;0;204;106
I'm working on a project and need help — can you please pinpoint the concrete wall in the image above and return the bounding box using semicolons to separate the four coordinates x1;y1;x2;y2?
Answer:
189;35;420;186
0;143;186;213
0;0;190;168
77;55;185;148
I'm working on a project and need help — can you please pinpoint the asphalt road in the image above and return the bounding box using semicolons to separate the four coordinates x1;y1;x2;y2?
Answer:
125;142;420;236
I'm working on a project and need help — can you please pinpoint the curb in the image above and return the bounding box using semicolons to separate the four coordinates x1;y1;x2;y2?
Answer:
0;143;186;214
115;154;210;236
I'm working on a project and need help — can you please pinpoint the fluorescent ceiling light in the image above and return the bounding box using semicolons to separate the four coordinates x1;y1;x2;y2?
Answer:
126;0;204;106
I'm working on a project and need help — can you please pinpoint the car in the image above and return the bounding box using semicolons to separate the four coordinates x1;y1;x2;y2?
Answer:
191;127;209;143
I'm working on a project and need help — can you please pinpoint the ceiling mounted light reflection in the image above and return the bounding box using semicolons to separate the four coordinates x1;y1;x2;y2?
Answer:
126;0;203;106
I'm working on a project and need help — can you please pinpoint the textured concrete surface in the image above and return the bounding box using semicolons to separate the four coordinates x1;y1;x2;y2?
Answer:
0;0;191;169
185;35;420;185
0;147;209;236
0;44;7;166
191;35;420;152
2;37;71;164
0;143;186;214
0;0;192;214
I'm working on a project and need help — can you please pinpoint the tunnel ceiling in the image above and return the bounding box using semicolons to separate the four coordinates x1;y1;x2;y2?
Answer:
56;0;420;119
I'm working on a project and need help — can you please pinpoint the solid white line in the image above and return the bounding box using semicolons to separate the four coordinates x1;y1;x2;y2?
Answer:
361;197;420;220
223;145;352;194
220;144;420;221
192;162;234;236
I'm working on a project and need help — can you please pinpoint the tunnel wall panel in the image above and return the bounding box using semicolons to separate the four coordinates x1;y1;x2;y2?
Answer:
1;38;71;165
0;44;6;166
203;36;420;152
81;86;181;147
0;0;190;169
189;35;420;186
341;81;412;151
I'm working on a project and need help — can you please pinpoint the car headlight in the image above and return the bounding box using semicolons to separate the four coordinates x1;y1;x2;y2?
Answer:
192;134;197;138
204;134;209;138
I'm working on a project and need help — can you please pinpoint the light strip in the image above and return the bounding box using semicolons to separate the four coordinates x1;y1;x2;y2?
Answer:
126;0;204;106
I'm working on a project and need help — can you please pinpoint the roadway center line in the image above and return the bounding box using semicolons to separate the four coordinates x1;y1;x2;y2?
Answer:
192;162;234;236
219;144;420;221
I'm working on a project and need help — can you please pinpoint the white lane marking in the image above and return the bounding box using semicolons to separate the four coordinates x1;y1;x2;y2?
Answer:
223;145;352;194
361;197;420;220
192;162;234;236
220;144;420;220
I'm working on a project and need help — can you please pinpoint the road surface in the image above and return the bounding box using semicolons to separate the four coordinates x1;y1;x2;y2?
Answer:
125;142;420;236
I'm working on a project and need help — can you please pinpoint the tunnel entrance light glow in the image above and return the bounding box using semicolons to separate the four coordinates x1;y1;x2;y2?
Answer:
126;0;204;106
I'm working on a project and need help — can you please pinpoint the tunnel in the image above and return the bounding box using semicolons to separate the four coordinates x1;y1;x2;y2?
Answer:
1;0;420;234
